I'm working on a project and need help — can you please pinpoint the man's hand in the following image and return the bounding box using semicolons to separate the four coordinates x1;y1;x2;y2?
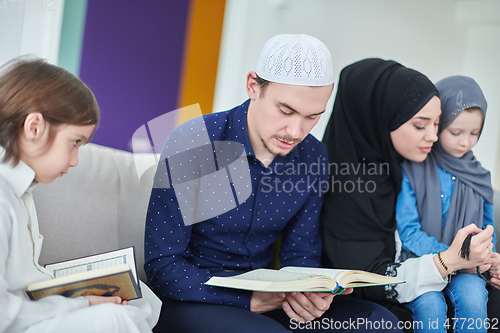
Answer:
282;288;353;323
250;292;286;313
84;296;128;306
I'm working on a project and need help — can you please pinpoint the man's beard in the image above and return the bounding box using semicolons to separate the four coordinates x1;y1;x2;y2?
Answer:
261;135;300;157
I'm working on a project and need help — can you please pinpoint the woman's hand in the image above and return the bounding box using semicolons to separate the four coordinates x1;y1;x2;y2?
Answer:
436;224;493;277
461;263;491;274
488;251;500;289
84;295;128;306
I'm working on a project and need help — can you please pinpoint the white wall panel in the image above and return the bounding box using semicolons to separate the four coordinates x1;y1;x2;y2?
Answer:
0;0;65;66
214;0;500;186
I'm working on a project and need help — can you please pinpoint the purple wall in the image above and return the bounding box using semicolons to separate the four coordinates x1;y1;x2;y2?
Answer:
79;0;190;151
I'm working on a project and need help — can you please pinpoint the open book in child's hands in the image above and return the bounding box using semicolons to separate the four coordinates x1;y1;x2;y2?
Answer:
205;266;404;295
25;246;142;301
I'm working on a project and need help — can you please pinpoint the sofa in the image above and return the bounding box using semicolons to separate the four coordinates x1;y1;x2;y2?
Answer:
33;143;158;283
32;143;500;287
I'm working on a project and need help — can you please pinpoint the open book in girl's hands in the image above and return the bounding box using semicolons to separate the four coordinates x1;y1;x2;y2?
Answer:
25;247;142;301
205;266;404;295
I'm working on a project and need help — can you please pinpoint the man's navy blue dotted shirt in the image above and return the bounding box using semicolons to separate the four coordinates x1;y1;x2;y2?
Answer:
144;100;329;309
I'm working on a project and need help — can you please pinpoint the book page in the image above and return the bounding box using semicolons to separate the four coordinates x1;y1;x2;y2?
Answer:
280;266;404;288
280;267;350;281
45;247;138;283
228;268;316;282
206;268;342;293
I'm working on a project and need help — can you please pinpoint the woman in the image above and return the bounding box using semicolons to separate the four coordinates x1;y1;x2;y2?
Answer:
320;58;496;322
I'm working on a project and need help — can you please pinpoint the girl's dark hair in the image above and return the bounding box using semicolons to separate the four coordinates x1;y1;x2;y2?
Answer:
0;57;100;165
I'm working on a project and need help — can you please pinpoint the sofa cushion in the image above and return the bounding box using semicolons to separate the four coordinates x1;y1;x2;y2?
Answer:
33;144;157;282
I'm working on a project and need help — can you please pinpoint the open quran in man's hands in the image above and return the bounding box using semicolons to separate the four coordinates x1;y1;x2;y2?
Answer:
205;266;404;295
25;246;142;301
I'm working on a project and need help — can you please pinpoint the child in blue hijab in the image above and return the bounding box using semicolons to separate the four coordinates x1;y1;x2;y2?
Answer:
396;75;497;333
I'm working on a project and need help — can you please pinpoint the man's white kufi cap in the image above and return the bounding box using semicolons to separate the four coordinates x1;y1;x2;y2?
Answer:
256;34;334;86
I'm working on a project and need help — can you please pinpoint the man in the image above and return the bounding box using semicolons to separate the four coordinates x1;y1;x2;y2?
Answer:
145;34;401;332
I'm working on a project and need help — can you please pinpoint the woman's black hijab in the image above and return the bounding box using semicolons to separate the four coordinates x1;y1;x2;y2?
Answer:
321;58;438;273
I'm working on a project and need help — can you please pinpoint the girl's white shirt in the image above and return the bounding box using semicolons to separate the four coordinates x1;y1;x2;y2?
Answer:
0;148;89;332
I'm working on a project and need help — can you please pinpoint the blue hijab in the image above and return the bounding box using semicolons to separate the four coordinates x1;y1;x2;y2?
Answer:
401;76;493;260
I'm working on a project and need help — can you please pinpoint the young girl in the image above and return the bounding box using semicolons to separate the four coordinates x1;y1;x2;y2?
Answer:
0;58;159;333
396;75;498;332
